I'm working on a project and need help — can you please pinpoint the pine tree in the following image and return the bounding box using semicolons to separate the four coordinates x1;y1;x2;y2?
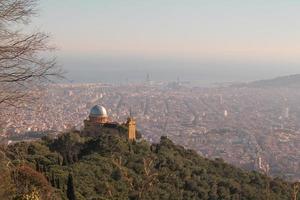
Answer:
208;183;218;200
67;173;76;200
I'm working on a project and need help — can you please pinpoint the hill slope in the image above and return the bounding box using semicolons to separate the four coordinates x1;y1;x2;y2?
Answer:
234;74;300;88
1;126;297;200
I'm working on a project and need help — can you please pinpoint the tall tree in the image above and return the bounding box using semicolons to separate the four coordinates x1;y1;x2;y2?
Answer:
0;0;62;108
67;173;76;200
0;149;15;199
13;165;54;199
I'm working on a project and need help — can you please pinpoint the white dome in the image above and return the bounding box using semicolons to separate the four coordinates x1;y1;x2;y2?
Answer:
90;105;107;117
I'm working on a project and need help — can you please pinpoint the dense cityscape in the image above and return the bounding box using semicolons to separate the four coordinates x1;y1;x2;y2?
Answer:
2;0;300;199
1;81;300;181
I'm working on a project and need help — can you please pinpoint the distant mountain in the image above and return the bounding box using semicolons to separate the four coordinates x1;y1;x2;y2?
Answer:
1;125;297;200
233;74;300;88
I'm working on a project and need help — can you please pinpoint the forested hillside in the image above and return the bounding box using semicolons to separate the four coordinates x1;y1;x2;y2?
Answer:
0;126;298;200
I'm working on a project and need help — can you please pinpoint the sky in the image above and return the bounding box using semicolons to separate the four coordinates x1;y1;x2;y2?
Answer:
33;0;300;83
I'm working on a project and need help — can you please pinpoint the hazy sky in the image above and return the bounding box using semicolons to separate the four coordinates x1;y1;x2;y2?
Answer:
33;0;300;83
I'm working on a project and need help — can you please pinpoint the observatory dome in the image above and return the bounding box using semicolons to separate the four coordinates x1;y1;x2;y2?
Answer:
90;105;108;117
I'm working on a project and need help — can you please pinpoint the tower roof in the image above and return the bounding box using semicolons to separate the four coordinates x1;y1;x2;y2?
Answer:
90;105;108;117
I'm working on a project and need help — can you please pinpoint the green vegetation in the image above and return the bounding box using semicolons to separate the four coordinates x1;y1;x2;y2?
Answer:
67;173;76;200
0;126;298;200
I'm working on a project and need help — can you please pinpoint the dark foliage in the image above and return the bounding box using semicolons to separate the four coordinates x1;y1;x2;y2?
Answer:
67;173;76;200
2;127;298;200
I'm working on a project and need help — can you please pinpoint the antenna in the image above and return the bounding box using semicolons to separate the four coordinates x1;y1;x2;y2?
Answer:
146;73;150;83
129;107;133;118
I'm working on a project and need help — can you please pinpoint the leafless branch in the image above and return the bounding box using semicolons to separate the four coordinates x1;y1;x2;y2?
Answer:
0;0;63;109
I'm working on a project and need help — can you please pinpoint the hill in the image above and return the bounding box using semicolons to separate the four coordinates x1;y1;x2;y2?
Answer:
0;125;297;200
233;74;300;88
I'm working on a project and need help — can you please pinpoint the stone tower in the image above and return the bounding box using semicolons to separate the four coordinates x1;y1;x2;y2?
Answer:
126;117;136;140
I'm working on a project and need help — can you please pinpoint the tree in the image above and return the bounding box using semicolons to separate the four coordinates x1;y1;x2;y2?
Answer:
18;188;41;200
0;0;62;108
0;148;15;199
50;132;83;165
292;182;300;200
50;171;55;187
67;173;76;200
13;165;54;199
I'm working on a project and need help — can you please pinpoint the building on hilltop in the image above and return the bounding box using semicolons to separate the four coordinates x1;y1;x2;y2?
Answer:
89;105;109;124
83;105;111;135
126;117;136;140
83;105;136;140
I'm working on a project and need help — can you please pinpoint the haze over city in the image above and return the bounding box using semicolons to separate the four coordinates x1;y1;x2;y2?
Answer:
32;0;300;84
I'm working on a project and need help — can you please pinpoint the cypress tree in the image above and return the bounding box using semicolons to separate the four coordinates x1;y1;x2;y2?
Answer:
57;155;62;165
56;178;61;189
62;155;67;166
43;165;47;173
68;152;74;164
51;171;56;187
35;161;40;172
67;173;76;200
73;154;78;163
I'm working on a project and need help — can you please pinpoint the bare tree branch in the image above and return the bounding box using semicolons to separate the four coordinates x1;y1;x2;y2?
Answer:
0;0;63;108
